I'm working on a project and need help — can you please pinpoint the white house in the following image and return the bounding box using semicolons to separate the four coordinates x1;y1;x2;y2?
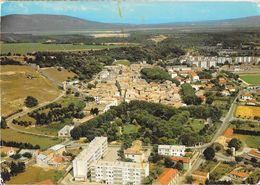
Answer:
124;140;145;163
158;145;186;157
241;93;253;101
58;125;74;137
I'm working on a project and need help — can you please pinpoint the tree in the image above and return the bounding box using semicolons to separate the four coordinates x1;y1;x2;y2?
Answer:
175;161;184;171
235;156;242;163
11;153;21;160
1;171;11;182
203;147;215;160
24;96;38;107
228;138;242;151
90;108;99;115
22;152;32;158
186;176;193;184
0;117;7;129
164;157;174;168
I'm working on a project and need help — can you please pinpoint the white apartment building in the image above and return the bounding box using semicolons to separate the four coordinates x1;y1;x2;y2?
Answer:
158;145;186;157
73;137;108;181
91;161;149;185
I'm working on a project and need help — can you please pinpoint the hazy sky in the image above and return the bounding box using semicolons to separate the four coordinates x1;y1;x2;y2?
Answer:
2;1;260;24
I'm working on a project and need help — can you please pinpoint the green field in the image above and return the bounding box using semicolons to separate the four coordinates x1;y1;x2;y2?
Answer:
234;134;260;148
1;43;126;54
240;74;260;85
123;124;140;134
113;59;130;66
187;118;205;132
1;129;62;150
7;166;63;184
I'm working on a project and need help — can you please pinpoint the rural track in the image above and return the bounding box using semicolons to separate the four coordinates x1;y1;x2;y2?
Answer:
6;91;65;138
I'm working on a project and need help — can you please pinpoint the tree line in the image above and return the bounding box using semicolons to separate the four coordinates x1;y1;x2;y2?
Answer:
0;140;40;149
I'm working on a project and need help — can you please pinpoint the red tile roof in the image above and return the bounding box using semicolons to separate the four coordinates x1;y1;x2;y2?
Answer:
155;168;178;185
223;128;233;138
249;149;260;158
230;170;249;178
171;156;190;164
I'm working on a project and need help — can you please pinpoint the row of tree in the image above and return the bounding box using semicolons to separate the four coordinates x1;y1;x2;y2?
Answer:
0;140;40;149
1;161;25;182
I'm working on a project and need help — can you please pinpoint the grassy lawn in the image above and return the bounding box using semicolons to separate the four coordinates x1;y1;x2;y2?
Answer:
7;166;64;184
0;65;60;117
123;124;140;134
234;134;260;148
42;67;76;82
1;129;62;150
113;59;130;66
230;121;260;132
198;161;218;172
210;163;233;180
187;118;205;132
1;43;127;54
240;74;260;85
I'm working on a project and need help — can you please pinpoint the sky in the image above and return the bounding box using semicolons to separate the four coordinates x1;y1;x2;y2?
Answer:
1;1;260;24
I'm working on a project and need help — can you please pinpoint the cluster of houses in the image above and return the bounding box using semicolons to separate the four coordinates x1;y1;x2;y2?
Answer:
36;144;69;169
80;63;182;112
157;145;206;185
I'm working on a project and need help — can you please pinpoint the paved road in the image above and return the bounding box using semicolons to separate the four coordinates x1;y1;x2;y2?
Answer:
186;91;241;175
6;91;65;138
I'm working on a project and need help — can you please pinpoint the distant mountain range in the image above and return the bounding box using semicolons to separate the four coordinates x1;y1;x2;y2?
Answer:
1;14;260;33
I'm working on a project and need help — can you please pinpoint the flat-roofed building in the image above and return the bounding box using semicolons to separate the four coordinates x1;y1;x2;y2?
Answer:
124;140;145;163
73;137;108;181
90;160;149;185
158;145;186;157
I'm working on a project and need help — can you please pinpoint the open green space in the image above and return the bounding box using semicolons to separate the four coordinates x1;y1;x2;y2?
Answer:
1;43;126;54
7;166;64;184
210;163;233;180
123;124;140;134
199;161;219;172
186;118;205;132
113;59;130;66
1;129;62;150
234;134;260;148
240;74;260;85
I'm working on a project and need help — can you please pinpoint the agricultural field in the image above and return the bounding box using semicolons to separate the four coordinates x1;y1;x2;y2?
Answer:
1;129;62;150
235;105;260;119
234;134;260;148
41;67;76;83
1;43;127;55
7;166;64;184
0;65;60;117
239;74;260;85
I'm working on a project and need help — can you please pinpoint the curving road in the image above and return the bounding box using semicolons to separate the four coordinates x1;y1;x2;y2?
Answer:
186;90;241;175
6;91;65;138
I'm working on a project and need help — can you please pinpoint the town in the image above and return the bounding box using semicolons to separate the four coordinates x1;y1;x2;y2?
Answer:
1;2;260;185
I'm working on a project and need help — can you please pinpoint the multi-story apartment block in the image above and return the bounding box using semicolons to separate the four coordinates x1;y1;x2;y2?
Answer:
90;161;149;185
158;145;186;157
73;137;108;181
